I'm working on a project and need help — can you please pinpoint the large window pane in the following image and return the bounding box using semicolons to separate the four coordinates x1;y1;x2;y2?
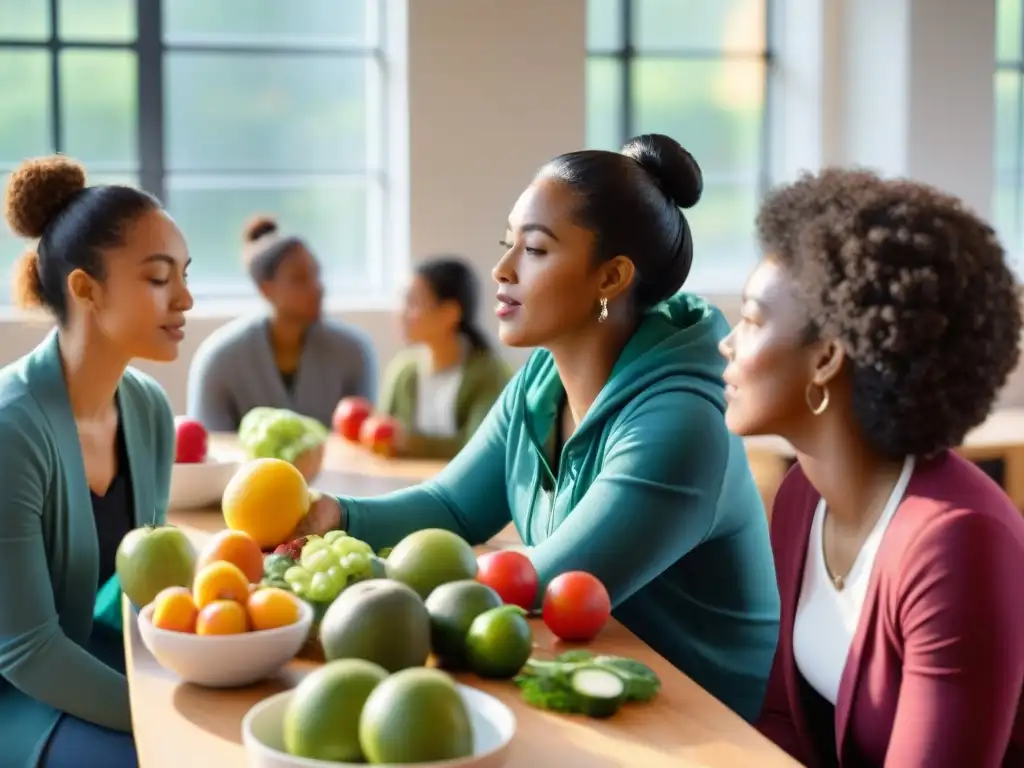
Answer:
0;0;49;41
0;51;51;163
631;58;765;178
163;0;374;46
165;177;371;295
998;0;1022;62
60;50;138;169
165;53;370;173
58;0;135;42
995;72;1022;255
634;0;766;53
586;57;623;151
587;0;622;51
684;181;758;291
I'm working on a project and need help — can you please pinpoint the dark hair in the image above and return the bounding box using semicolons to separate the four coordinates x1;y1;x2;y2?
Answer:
758;167;1023;459
416;255;490;352
5;156;160;325
242;214;307;283
540;133;703;311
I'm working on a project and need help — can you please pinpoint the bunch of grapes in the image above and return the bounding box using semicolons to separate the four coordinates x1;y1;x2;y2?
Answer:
284;530;375;603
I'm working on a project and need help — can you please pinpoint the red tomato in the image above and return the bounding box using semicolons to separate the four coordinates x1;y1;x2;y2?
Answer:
542;571;611;642
476;550;539;609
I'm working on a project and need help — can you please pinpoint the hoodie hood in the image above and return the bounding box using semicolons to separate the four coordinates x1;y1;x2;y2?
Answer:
522;292;730;458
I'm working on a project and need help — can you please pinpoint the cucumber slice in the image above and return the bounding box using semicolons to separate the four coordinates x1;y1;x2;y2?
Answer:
570;666;627;718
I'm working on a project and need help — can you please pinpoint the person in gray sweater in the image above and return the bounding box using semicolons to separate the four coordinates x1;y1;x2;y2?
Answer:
186;216;377;431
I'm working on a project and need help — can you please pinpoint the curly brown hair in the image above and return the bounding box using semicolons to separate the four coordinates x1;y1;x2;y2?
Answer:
757;167;1023;458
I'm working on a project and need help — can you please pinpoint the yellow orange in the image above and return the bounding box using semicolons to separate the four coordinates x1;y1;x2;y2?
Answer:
196;600;249;635
193;561;250;608
221;459;311;549
196;529;264;583
247;587;301;631
151;586;198;633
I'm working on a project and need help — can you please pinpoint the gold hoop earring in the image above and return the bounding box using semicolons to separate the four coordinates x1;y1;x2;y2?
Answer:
597;296;609;323
805;382;830;416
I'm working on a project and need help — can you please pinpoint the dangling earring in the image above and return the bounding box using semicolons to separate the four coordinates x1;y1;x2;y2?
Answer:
597;296;609;323
805;382;830;416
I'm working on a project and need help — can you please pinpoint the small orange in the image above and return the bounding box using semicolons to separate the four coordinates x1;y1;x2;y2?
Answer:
195;599;249;635
196;529;265;584
151;586;198;633
193;561;250;609
247;587;301;631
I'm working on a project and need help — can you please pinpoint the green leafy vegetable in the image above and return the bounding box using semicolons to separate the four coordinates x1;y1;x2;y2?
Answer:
238;407;328;463
513;651;661;716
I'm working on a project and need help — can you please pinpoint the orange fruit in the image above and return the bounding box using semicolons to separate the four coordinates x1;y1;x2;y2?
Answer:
196;529;264;583
196;599;249;635
222;459;311;549
151;586;198;633
193;561;250;609
248;587;301;631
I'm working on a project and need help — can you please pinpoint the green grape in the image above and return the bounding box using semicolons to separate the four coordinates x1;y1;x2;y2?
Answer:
326;565;349;592
287;580;309;597
331;537;373;559
308;572;336;603
304;548;336;574
284;565;312;585
301;540;329;568
340;552;371;579
323;530;348;546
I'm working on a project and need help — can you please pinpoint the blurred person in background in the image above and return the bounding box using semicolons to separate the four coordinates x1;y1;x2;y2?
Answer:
381;255;511;459
186;216;377;432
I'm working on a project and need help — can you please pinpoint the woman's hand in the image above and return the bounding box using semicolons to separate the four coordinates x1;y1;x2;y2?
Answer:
293;492;343;538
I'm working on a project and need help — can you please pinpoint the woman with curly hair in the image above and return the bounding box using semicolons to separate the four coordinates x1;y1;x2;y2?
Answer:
720;168;1024;765
186;216;377;431
0;156;190;766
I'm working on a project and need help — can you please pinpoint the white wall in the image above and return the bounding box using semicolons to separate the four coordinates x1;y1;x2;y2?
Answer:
2;0;1017;410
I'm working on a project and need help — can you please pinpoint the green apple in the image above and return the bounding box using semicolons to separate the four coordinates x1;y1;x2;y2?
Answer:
116;525;197;609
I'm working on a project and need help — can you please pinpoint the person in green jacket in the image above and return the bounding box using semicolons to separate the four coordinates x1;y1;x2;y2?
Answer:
299;134;781;721
382;256;512;459
0;156;189;767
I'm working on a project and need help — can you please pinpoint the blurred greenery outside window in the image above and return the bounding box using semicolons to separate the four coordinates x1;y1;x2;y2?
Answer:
0;0;387;305
996;0;1024;270
587;0;772;293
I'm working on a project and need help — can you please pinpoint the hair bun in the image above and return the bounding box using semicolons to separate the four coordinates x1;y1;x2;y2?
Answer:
11;250;45;309
244;215;278;243
4;156;87;239
621;134;703;209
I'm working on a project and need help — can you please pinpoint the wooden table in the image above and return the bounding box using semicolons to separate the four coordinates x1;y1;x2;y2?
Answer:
127;437;799;767
743;407;1024;510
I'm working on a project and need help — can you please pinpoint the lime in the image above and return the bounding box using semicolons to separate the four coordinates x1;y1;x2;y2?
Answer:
283;659;388;761
358;667;473;763
465;604;533;679
425;580;503;668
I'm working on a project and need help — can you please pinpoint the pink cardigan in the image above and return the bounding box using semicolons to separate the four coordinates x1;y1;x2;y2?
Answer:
757;451;1024;767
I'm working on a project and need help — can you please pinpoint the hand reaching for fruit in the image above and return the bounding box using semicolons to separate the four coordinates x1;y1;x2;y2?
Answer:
291;493;343;539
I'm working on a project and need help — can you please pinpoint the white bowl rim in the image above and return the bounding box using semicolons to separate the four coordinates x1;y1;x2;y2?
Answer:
139;596;314;642
242;684;516;768
171;455;241;468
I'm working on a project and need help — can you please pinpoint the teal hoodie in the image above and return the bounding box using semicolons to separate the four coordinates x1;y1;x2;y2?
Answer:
340;293;780;721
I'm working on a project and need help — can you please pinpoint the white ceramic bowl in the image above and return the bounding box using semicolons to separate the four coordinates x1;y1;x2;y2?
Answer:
169;456;241;510
138;600;313;688
242;685;516;768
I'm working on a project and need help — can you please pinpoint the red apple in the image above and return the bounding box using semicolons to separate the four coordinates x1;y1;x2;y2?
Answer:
477;550;539;610
174;417;208;464
333;396;373;442
359;415;399;457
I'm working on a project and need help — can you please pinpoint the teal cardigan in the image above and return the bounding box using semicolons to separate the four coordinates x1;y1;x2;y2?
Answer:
0;331;175;766
340;294;781;722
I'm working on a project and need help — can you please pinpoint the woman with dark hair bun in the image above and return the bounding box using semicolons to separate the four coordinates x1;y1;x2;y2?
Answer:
381;255;512;459
720;168;1024;765
298;134;781;722
185;215;378;431
0;155;192;766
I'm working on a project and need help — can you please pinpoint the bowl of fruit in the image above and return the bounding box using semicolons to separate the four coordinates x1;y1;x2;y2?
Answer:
170;416;240;510
242;664;516;768
239;407;329;483
138;554;314;688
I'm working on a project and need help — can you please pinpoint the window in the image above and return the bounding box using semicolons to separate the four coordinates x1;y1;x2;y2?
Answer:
586;0;771;292
0;0;388;304
996;0;1024;265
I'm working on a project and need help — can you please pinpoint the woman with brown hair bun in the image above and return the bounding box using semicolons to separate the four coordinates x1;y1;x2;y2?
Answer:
0;156;192;766
185;215;377;431
719;168;1024;765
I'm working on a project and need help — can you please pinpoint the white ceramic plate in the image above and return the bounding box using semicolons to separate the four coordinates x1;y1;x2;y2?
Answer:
242;685;516;768
168;455;240;510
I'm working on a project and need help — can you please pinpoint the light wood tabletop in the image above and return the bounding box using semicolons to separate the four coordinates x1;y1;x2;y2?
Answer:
128;436;799;767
